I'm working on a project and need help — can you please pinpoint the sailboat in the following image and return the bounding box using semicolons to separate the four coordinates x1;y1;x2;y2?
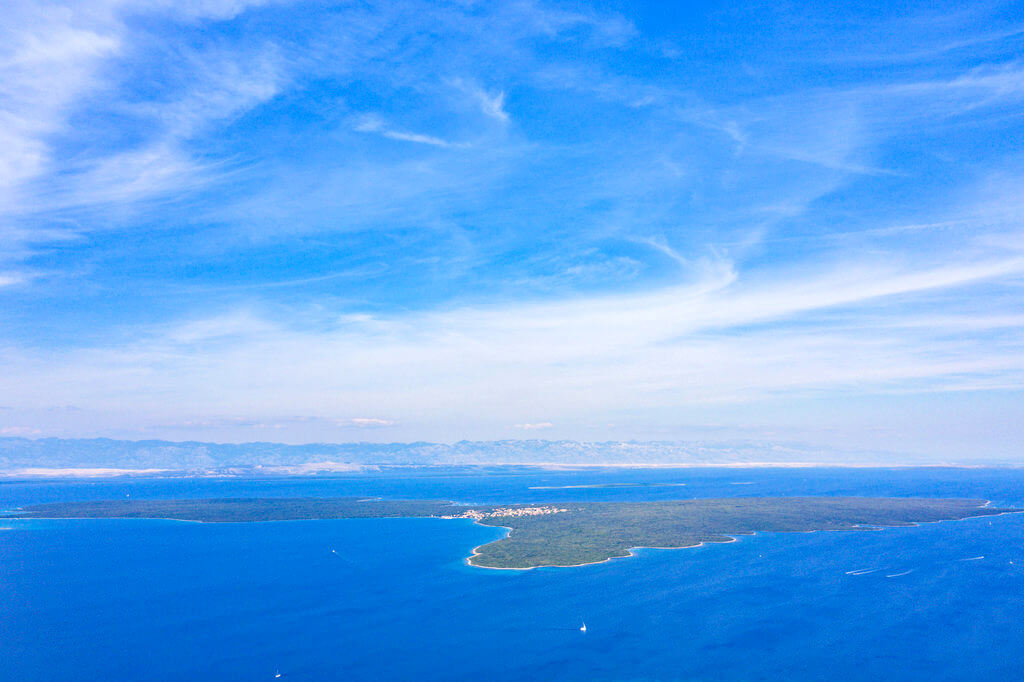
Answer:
580;621;587;633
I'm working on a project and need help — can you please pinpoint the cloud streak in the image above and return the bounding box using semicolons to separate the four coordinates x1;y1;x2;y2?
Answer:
355;116;465;148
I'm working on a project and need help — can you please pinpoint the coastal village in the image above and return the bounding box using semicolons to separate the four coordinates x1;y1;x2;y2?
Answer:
439;505;569;520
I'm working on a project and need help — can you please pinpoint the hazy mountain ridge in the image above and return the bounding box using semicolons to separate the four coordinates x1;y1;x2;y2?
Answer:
0;437;968;471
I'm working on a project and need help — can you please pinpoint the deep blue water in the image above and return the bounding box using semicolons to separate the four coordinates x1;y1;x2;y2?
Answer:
2;467;1024;681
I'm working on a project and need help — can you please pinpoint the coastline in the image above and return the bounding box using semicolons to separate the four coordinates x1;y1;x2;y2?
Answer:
463;521;741;570
462;500;1010;571
9;497;1014;571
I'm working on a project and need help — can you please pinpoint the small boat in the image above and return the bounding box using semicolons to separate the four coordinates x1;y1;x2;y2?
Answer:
580;621;587;632
274;671;282;678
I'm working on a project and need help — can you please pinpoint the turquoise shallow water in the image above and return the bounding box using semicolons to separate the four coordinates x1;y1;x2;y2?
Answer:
2;467;1024;681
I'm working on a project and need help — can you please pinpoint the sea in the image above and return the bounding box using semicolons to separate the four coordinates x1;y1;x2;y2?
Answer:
2;466;1024;681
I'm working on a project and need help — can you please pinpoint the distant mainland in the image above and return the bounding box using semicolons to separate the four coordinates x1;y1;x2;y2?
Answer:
2;436;1016;477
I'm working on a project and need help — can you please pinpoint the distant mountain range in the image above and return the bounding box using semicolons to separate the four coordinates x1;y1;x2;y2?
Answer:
0;436;986;473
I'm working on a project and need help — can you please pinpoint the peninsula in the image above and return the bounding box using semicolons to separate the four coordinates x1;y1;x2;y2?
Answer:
8;497;1016;569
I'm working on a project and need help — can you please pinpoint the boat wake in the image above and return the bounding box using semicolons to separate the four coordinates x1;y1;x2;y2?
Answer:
845;568;880;576
885;569;915;578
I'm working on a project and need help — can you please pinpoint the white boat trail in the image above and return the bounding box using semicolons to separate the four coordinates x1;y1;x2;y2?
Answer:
885;569;915;578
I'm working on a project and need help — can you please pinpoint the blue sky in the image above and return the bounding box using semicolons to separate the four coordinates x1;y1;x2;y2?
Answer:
1;0;1023;459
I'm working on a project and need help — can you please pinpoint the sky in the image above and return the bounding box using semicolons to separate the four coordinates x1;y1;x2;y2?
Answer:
0;0;1023;460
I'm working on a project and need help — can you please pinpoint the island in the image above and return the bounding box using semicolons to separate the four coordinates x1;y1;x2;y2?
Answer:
8;496;1017;569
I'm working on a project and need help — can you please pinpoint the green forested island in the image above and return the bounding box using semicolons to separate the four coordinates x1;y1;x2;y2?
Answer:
9;497;1015;569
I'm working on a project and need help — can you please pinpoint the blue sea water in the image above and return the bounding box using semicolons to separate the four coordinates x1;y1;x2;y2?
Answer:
2;467;1024;681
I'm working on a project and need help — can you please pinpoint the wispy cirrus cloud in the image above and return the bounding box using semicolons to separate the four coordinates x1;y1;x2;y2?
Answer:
2;232;1022;450
476;90;509;123
355;115;466;148
448;78;511;123
0;8;121;203
1;0;1023;460
0;0;288;278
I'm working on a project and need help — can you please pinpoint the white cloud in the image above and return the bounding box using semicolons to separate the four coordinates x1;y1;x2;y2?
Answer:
164;310;278;345
342;418;396;428
0;12;121;203
449;79;510;123
0;0;286;267
515;422;553;430
140;49;285;141
2;248;1021;442
59;143;209;209
0;272;26;287
477;90;509;122
1;426;42;436
355;115;464;148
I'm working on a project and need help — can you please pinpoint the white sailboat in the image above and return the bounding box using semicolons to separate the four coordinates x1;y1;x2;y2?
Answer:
580;621;587;632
